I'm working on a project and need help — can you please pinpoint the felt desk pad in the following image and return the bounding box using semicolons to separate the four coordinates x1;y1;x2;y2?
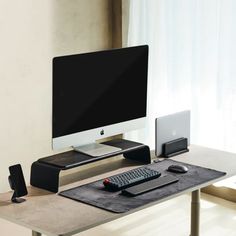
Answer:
59;159;226;213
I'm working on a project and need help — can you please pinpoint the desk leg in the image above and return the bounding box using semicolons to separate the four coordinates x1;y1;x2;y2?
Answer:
190;189;200;236
32;230;41;236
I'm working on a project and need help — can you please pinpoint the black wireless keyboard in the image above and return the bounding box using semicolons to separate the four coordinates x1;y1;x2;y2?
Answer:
122;175;179;196
103;167;161;191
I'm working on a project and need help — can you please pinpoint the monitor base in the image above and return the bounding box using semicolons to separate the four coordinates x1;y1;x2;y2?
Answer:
11;197;26;204
10;190;26;204
73;143;122;157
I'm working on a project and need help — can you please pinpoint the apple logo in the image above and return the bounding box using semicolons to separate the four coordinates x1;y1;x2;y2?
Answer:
172;130;177;136
100;129;104;135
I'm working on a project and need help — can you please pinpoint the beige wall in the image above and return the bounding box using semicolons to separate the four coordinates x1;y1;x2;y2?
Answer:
0;0;113;192
122;0;130;46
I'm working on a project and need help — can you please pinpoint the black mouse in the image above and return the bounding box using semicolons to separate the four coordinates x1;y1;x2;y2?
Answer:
167;164;188;173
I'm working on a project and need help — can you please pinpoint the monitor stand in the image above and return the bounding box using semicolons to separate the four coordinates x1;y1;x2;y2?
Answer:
73;143;122;157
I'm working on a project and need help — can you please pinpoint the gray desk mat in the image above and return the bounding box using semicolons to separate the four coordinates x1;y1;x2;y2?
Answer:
59;159;226;213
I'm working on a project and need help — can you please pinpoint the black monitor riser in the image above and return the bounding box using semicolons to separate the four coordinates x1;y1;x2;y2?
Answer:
30;139;151;193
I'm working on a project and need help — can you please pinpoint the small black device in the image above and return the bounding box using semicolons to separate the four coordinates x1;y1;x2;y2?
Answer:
162;137;189;157
122;175;179;196
8;164;28;203
103;167;161;191
167;164;188;173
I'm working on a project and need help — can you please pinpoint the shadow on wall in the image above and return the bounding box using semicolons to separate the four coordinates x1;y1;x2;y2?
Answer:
51;0;113;56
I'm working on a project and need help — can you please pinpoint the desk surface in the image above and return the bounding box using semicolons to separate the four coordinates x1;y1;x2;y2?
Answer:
0;145;236;236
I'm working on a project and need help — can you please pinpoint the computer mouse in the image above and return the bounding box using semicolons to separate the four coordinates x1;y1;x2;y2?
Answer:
167;164;188;173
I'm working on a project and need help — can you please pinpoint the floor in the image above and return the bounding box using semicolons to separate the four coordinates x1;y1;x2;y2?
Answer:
1;193;236;236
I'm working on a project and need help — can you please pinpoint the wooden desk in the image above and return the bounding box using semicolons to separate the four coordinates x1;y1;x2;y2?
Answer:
0;145;235;236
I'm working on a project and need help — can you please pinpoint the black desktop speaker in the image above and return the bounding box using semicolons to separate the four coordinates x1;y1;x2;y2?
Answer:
8;164;28;203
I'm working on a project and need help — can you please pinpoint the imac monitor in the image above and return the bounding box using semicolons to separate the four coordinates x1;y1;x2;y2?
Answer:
53;45;149;156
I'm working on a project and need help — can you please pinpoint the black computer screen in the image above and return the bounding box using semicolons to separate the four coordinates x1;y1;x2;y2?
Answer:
53;45;148;138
